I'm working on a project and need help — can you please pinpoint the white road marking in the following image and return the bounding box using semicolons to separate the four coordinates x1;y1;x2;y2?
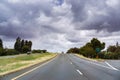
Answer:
73;54;119;71
76;69;83;75
70;62;72;64
11;57;56;80
89;61;116;71
105;61;119;71
71;55;119;71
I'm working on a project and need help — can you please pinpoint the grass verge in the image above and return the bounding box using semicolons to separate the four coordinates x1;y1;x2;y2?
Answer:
0;53;57;76
75;54;104;62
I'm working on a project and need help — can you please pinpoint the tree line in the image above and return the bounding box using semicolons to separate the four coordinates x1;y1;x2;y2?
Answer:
0;37;48;56
67;38;120;59
100;42;120;59
67;38;105;58
14;37;32;53
0;37;32;56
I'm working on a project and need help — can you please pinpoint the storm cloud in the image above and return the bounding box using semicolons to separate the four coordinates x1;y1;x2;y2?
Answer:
0;0;120;52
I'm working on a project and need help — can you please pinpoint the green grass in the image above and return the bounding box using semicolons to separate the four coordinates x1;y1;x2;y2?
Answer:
0;53;53;65
0;53;56;75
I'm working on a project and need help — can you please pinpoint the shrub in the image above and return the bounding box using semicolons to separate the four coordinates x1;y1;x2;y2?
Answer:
100;51;120;59
79;46;96;58
32;50;42;53
0;48;4;56
4;49;19;55
32;50;47;53
22;45;29;53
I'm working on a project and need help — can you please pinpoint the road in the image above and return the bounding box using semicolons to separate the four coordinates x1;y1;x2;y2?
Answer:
1;54;120;80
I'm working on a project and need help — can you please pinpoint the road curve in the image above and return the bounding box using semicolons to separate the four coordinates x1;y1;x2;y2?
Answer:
2;54;120;80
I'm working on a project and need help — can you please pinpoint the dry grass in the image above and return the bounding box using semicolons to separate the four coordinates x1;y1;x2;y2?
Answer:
0;53;57;75
75;54;104;62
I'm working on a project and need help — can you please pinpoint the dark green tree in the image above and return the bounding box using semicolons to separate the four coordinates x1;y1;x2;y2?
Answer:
0;47;4;56
28;41;32;51
67;47;80;53
21;39;24;52
107;46;116;52
14;37;21;52
91;38;105;52
22;45;29;53
101;42;105;50
25;40;29;46
0;38;4;56
21;40;32;53
80;46;96;58
21;40;24;48
0;38;3;49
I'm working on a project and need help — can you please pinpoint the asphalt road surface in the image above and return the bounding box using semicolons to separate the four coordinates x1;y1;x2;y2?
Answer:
1;54;120;80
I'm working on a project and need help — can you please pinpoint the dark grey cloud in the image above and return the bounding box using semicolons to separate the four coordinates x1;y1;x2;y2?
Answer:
0;0;54;38
67;0;120;32
0;0;120;52
67;0;87;22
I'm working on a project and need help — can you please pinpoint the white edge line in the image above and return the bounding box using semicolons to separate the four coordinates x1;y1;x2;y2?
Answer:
89;61;119;71
105;61;119;71
11;57;56;80
76;69;83;75
71;54;119;71
89;62;112;70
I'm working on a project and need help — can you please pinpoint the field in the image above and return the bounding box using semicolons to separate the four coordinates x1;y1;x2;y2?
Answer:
0;53;56;75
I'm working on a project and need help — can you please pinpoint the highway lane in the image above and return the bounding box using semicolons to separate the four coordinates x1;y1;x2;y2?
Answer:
68;54;120;80
2;54;120;80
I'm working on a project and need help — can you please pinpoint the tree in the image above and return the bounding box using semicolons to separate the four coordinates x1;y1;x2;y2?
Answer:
106;45;120;59
28;41;32;51
0;38;4;56
25;40;29;46
42;50;47;53
14;37;21;52
21;39;24;52
91;38;105;53
116;42;119;47
107;46;116;52
67;47;80;53
67;38;106;58
21;40;32;53
0;47;4;56
80;46;96;58
101;42;105;50
115;46;120;53
22;45;29;53
0;38;3;49
86;42;92;47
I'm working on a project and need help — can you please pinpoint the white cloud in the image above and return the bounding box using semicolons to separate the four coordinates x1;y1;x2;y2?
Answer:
106;0;120;8
0;0;120;52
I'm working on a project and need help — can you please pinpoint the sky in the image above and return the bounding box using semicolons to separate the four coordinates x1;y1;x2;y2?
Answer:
0;0;120;52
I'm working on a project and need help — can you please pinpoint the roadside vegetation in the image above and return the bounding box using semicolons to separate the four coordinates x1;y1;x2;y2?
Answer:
0;37;57;75
0;53;56;75
67;38;120;59
0;37;32;56
0;37;47;56
99;45;120;59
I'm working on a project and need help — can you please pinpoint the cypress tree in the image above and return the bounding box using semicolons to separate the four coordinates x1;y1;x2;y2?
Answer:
14;37;21;52
0;38;3;49
21;39;24;52
28;41;32;51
